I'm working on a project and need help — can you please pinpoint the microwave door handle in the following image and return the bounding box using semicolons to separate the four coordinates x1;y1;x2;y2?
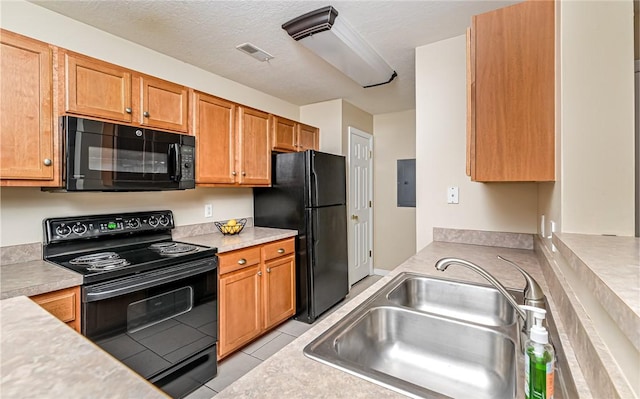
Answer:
169;143;181;182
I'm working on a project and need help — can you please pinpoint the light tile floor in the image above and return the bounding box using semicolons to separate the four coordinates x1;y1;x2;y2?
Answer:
185;274;383;399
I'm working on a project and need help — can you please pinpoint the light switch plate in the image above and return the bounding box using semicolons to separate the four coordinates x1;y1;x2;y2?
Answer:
204;204;213;218
447;187;459;204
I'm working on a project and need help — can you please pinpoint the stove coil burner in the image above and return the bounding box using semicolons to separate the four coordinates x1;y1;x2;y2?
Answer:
69;252;131;271
149;242;200;256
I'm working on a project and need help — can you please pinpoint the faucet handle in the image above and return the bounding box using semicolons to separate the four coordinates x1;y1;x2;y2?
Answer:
497;255;545;303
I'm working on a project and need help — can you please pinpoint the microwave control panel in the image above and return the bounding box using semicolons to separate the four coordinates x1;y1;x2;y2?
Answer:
180;145;195;181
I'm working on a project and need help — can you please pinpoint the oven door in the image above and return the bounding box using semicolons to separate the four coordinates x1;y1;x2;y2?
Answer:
64;116;183;191
83;258;217;398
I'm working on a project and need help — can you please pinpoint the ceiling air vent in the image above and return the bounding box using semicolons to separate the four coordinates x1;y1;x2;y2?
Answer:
236;43;274;62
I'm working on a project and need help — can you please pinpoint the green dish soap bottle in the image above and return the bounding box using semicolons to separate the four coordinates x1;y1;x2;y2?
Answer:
522;306;554;399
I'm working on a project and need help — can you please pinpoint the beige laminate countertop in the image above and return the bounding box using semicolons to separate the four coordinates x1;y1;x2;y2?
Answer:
215;241;588;399
0;296;169;399
0;226;298;399
180;226;298;253
0;259;82;299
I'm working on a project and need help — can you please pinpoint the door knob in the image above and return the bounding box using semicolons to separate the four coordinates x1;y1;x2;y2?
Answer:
351;214;359;221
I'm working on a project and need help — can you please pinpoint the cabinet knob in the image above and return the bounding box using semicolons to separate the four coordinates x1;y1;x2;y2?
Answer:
277;248;285;254
237;258;246;265
242;171;246;176
232;171;237;176
257;271;262;276
125;107;132;114
143;111;150;117
43;158;52;166
266;268;271;273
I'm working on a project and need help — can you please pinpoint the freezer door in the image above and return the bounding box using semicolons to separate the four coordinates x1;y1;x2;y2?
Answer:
307;205;349;319
307;151;346;208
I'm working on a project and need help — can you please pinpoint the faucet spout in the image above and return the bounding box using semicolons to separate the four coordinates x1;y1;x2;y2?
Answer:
434;257;527;321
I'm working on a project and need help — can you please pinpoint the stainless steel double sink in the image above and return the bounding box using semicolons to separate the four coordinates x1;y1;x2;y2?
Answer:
304;272;576;399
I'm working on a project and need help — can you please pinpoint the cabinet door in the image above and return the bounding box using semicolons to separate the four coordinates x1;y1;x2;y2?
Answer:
237;107;271;186
30;286;81;332
263;254;296;330
193;92;237;184
64;52;132;123
271;116;297;152
218;265;262;358
297;123;319;152
471;0;554;182
0;31;54;181
139;75;189;132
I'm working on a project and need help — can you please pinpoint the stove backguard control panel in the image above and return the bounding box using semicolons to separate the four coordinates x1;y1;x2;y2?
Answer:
44;210;175;244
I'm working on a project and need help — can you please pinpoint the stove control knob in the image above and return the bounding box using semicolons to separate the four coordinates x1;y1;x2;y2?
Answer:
159;215;170;226
148;216;159;228
72;223;87;235
126;218;141;229
55;224;71;237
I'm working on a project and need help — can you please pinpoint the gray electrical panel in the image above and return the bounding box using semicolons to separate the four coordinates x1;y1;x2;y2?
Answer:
397;159;416;207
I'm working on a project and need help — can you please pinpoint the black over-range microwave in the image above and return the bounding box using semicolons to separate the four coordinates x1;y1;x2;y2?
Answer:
60;116;195;191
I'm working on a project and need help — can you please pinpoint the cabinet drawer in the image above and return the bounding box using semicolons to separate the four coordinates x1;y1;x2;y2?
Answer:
219;246;261;275
30;287;79;324
262;238;295;262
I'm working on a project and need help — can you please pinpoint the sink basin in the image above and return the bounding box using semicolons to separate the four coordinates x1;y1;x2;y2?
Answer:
304;272;578;399
386;276;517;326
333;306;516;399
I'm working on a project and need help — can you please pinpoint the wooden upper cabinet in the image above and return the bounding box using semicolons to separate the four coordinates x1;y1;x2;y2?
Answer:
468;0;555;182
297;123;319;152
271;116;297;152
194;96;271;187
138;75;189;132
271;116;319;153
64;52;132;123
63;51;189;133
194;92;236;184
237;107;271;186
0;30;56;184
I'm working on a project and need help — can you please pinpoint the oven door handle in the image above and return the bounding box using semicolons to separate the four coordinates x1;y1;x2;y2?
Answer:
84;260;216;302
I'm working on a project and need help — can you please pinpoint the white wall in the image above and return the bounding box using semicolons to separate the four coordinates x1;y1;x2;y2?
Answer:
0;0;301;246
373;110;416;270
415;35;539;251
0;188;253;246
300;100;343;155
558;0;636;236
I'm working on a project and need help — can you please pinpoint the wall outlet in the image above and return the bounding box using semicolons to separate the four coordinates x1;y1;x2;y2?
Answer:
447;187;459;204
204;204;213;218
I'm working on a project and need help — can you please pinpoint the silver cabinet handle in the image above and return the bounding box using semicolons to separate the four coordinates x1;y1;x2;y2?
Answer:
43;158;52;166
257;271;262;276
125;107;132;114
277;248;285;254
143;111;150;117
237;258;246;265
266;268;271;273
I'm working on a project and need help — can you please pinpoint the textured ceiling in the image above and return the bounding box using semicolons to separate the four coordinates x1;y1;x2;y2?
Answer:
31;0;519;115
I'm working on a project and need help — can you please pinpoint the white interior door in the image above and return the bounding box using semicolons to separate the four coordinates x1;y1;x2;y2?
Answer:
348;127;373;286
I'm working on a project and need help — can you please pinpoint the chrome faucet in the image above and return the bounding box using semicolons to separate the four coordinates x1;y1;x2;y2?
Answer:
434;256;545;343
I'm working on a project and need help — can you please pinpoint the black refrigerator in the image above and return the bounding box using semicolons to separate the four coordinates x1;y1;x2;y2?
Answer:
254;150;349;324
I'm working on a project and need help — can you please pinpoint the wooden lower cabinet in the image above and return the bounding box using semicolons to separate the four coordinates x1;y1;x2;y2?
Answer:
219;264;262;357
30;286;81;332
263;254;296;329
217;238;296;359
